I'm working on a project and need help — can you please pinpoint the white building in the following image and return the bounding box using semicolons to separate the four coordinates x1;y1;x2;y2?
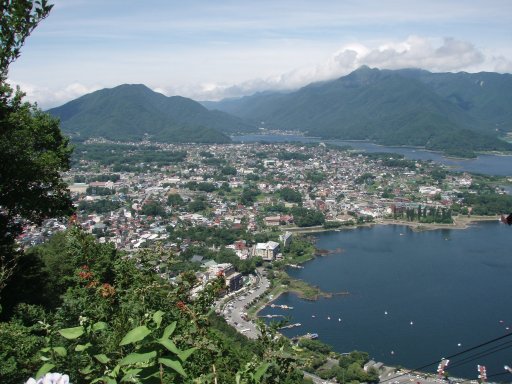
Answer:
254;241;280;261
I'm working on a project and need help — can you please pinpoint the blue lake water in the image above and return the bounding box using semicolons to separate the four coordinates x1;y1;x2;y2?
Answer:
232;134;512;176
260;222;512;378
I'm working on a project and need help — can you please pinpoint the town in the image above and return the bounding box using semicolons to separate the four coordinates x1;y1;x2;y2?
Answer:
19;140;509;294
10;139;512;384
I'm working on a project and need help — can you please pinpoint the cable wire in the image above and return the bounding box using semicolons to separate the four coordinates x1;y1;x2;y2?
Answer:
379;332;512;384
447;340;512;370
458;370;511;383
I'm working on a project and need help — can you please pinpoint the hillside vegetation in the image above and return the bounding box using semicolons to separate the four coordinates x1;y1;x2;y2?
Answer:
48;84;255;143
206;66;512;157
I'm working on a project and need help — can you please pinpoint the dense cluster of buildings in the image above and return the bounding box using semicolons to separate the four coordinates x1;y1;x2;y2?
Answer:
20;141;480;291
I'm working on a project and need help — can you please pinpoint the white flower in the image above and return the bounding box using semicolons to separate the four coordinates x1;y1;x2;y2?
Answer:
25;373;70;384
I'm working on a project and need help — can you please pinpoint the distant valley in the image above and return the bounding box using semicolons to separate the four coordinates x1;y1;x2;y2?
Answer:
204;66;512;157
49;66;512;157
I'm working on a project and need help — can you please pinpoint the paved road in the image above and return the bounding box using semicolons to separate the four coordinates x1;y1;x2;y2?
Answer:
217;267;271;339
303;371;336;384
217;270;448;384
218;270;335;383
379;368;460;384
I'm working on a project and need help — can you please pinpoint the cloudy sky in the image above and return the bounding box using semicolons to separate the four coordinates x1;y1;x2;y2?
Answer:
8;0;512;109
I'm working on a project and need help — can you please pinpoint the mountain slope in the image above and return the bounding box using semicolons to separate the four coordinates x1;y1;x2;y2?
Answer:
49;84;255;143
204;67;512;156
393;68;512;134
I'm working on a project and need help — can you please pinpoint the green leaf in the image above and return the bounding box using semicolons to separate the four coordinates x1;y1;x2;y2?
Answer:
36;363;55;379
161;321;176;340
58;326;84;339
119;351;157;366
94;354;110;364
91;377;117;384
112;364;121;378
53;346;67;357
119;325;151;346
79;365;94;375
92;321;108;332
158;358;187;377
178;347;197;362
152;310;164;328
254;362;270;383
120;369;142;382
157;338;179;354
75;343;92;352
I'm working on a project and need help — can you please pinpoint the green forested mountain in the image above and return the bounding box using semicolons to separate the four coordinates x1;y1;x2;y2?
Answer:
394;68;512;133
49;69;512;156
48;84;255;143
205;66;512;157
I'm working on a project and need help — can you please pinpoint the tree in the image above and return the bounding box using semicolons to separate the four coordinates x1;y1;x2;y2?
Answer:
167;192;184;207
1;0;73;294
189;197;208;212
240;186;260;206
279;187;302;204
140;200;167;217
0;0;53;81
291;207;325;227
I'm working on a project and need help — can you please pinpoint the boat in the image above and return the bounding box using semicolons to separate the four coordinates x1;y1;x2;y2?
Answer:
304;333;318;339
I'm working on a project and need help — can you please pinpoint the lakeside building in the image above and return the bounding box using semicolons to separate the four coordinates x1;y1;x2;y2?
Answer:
207;262;243;292
279;231;293;248
254;241;280;261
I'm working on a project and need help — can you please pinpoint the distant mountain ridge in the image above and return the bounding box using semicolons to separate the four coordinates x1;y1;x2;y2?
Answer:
48;84;255;143
204;66;512;157
49;68;512;157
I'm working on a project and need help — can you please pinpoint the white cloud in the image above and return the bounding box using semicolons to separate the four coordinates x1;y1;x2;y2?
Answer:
8;80;101;110
152;87;169;96
315;36;486;80
490;55;512;73
167;36;491;101
10;35;510;108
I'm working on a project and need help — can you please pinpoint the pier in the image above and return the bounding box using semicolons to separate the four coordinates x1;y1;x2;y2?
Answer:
279;322;301;330
269;303;294;310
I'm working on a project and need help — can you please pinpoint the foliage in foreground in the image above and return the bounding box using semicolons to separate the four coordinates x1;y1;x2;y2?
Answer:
0;0;73;296
0;228;310;383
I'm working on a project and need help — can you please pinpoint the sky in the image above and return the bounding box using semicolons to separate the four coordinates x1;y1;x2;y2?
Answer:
7;0;512;109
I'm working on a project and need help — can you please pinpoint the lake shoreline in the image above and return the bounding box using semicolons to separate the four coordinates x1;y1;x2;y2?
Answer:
256;215;502;310
283;214;500;235
256;220;510;378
